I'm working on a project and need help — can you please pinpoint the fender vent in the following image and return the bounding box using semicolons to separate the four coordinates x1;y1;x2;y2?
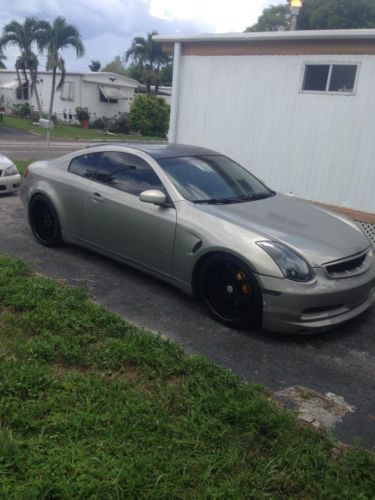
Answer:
356;222;375;244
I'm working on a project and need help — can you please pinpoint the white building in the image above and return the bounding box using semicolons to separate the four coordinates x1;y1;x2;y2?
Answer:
0;70;138;121
156;30;375;237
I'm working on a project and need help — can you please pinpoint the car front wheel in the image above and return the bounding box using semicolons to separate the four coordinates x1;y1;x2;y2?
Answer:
198;254;262;328
29;195;62;247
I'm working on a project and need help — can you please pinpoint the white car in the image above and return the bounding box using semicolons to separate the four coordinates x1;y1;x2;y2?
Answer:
0;154;21;194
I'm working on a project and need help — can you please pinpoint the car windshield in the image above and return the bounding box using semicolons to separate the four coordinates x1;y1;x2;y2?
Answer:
158;155;274;204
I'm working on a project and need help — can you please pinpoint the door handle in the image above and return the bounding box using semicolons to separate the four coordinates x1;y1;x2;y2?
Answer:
91;192;105;203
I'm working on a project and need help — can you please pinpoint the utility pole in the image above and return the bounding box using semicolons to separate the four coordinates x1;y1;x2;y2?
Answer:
289;0;302;30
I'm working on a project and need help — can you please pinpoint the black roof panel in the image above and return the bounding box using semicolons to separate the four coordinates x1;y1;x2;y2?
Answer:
87;142;221;159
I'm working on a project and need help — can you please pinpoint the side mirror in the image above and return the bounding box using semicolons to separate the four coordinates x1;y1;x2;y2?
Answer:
139;189;167;206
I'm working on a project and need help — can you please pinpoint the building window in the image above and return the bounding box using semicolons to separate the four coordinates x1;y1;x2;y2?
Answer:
99;88;117;104
60;82;75;101
16;82;29;100
302;64;358;94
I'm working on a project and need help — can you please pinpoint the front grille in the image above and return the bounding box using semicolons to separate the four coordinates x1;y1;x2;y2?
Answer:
324;250;368;277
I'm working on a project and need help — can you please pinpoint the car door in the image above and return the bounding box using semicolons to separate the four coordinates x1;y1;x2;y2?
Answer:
85;151;177;275
60;151;100;240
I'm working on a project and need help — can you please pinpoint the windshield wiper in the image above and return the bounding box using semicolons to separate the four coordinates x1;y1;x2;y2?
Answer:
193;198;241;205
236;192;275;202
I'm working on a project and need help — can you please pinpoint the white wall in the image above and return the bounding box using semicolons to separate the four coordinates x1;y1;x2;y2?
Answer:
175;54;375;213
34;74;82;119
81;82;134;119
0;71;136;120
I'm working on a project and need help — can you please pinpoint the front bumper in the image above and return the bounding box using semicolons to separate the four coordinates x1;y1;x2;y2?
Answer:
0;174;21;194
257;260;375;333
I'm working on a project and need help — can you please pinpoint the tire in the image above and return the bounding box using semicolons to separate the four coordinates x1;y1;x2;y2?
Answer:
198;253;262;328
29;194;62;247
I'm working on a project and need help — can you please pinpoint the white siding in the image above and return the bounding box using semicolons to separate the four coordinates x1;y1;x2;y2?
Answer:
32;74;82;119
175;54;375;213
81;82;134;119
0;71;136;120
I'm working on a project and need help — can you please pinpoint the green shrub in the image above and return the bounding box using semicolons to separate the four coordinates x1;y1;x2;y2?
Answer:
91;116;111;130
12;102;33;118
75;106;90;122
130;95;170;136
109;113;131;134
91;113;131;134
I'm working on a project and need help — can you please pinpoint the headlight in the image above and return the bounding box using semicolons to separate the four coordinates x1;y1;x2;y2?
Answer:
3;164;19;177
257;241;315;282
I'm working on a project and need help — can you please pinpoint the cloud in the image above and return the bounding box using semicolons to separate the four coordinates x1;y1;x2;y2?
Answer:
0;0;279;72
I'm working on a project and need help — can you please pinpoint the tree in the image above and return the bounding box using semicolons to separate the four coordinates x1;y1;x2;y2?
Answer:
125;31;170;94
245;5;290;32
130;94;170;136
101;55;127;75
1;17;49;116
298;0;375;30
44;17;84;122
89;60;101;72
246;0;375;32
0;47;6;69
160;63;173;86
124;62;145;83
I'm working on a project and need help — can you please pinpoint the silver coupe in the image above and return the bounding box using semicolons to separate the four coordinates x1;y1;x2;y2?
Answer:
20;143;375;333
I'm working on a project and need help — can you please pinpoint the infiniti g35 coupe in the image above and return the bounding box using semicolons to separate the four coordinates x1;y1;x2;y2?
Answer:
20;143;375;333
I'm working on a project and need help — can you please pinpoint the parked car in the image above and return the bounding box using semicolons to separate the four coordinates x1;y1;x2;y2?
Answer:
0;154;21;194
20;143;375;333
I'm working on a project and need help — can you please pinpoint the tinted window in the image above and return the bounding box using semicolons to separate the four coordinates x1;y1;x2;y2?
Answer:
69;153;100;179
329;65;357;92
158;155;272;203
97;151;164;196
302;65;329;91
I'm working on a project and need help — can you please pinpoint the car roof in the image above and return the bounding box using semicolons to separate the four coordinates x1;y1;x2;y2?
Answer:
86;142;221;160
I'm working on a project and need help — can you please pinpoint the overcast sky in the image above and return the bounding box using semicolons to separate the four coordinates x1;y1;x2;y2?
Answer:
1;0;281;72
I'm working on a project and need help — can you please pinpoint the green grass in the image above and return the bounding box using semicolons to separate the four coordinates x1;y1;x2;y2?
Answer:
15;160;34;176
0;254;374;498
1;115;166;142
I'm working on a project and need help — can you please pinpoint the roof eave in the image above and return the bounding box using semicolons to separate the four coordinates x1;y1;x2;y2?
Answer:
154;29;375;44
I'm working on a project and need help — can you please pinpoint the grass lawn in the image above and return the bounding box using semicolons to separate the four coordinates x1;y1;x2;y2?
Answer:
0;254;374;498
1;115;166;142
15;160;34;176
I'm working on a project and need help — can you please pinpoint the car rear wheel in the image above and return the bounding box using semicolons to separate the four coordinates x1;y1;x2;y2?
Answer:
29;195;62;247
198;254;262;328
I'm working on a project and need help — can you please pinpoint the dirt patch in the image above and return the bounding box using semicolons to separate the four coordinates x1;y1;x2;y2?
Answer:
275;385;355;430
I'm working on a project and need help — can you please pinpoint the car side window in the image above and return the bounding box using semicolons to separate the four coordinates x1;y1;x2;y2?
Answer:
69;153;100;180
97;151;165;196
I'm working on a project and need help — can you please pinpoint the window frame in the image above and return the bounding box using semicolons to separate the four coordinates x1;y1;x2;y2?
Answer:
68;152;101;180
16;82;29;100
60;81;75;101
99;88;118;104
300;61;360;96
68;150;170;200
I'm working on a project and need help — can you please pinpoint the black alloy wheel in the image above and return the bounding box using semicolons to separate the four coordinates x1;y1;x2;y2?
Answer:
199;254;262;328
29;195;62;247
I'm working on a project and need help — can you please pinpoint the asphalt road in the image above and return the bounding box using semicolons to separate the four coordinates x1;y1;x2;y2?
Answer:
0;193;374;449
0;126;87;161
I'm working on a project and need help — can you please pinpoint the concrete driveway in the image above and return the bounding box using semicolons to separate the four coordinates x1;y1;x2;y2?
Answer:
0;192;374;449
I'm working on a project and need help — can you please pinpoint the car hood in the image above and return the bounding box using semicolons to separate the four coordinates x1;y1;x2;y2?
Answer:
0;154;14;170
195;193;369;266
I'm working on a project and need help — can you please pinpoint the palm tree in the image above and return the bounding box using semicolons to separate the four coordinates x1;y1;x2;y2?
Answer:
126;31;169;95
1;18;48;116
0;47;6;69
44;17;84;121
